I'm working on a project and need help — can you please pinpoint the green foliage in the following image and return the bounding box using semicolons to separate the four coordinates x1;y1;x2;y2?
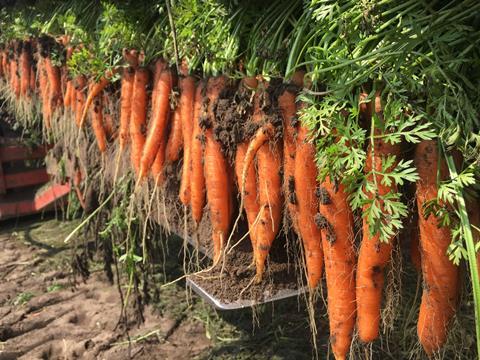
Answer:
47;284;64;293
13;291;34;306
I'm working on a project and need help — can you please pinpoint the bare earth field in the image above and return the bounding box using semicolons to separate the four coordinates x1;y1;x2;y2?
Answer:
0;215;316;360
0;216;211;360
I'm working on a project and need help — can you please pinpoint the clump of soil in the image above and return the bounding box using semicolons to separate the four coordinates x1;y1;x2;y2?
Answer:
212;79;247;161
212;77;287;163
191;231;301;303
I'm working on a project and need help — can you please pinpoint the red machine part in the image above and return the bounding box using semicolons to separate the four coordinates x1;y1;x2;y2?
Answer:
0;142;70;220
0;183;70;219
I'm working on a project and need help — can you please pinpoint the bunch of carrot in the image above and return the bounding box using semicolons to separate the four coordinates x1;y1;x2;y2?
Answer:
0;40;35;102
0;34;472;360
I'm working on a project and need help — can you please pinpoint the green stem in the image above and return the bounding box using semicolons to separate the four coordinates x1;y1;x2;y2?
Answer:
64;188;115;243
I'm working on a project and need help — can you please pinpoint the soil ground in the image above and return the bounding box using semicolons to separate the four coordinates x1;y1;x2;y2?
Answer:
0;214;317;360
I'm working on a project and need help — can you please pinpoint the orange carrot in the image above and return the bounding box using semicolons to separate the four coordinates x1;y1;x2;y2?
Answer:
3;51;9;78
129;67;150;174
165;105;183;162
74;75;87;127
29;65;36;93
295;123;323;289
38;59;51;127
254;138;282;282
64;79;73;108
119;67;135;151
9;53;15;86
3;51;10;83
190;81;207;225
19;41;31;97
0;51;3;78
150;59;167;111
63;46;74;109
11;57;20;98
359;92;373;123
233;77;259;254
178;75;196;205
240;122;275;190
79;70;114;128
102;91;115;141
138;65;172;180
319;177;356;360
204;76;233;263
245;82;283;283
279;71;304;231
73;168;86;210
151;133;167;186
90;93;107;153
415;139;459;355
123;48;139;68
356;94;401;343
45;56;62;113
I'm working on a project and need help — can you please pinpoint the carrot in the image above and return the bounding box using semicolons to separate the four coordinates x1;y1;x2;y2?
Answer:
11;57;20;98
20;41;31;97
295;123;323;290
79;70;114;128
165;105;183;162
0;51;7;79
150;59;167;111
4;52;10;83
414;139;459;355
240;122;275;190
119;67;135;151
356;93;401;343
279;72;303;232
319;177;356;360
129;67;150;174
89;92;107;153
0;51;3;78
235;141;260;249
243;81;283;283
64;79;73;108
73;168;86;210
102;92;115;141
359;91;373;123
204;76;233;263
45;56;62;113
178;75;196;205
74;76;87;127
123;48;140;68
2;51;9;78
234;77;259;252
29;64;36;93
254;138;282;282
38;59;51;127
62;46;73;109
8;53;14;86
151;133;167;186
190;81;207;225
138;65;172;180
